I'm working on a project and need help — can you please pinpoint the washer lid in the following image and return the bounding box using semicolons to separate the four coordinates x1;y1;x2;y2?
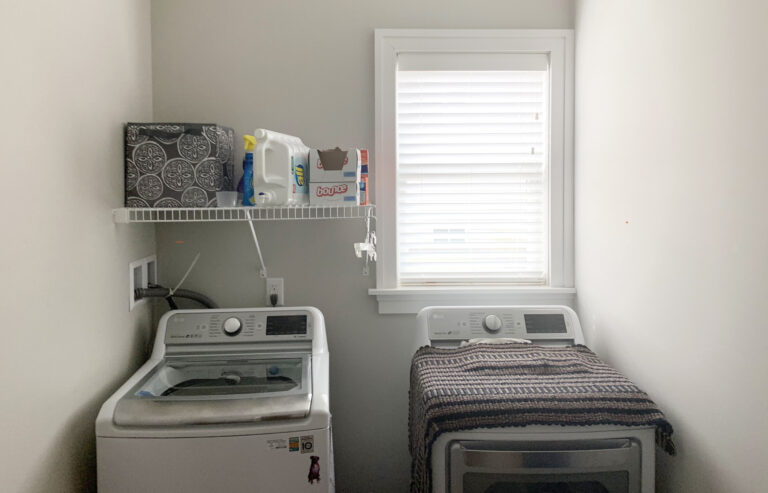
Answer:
113;353;312;427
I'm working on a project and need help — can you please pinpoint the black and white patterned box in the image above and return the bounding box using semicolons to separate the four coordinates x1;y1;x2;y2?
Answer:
124;123;235;207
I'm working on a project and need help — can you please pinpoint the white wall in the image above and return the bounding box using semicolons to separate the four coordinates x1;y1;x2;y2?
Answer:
574;1;768;491
150;1;573;490
0;1;156;491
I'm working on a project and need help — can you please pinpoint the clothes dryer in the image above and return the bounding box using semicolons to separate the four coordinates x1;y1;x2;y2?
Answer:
413;306;670;493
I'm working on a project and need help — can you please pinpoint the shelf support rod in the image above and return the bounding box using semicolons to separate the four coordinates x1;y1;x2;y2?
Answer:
246;210;268;278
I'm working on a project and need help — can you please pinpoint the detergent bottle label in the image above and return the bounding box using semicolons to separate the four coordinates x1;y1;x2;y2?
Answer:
291;156;308;196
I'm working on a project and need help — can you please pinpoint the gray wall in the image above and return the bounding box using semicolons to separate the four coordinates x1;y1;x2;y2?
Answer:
150;1;574;490
574;1;768;491
0;1;156;491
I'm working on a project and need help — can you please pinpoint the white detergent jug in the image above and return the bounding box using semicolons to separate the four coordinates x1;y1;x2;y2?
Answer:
252;129;309;205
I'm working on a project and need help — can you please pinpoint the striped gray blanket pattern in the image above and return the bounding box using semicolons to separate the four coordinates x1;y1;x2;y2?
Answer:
409;343;675;493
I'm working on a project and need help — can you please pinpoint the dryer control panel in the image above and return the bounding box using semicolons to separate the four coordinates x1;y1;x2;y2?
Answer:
419;305;584;347
163;309;315;345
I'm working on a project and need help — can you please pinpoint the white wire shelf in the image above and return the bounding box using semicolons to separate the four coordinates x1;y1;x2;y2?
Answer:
113;205;375;224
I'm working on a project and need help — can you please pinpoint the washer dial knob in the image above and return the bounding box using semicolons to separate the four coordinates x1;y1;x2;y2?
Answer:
482;314;503;333
222;317;242;336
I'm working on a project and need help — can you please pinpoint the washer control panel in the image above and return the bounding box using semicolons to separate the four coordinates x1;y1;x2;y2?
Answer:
164;309;314;344
420;305;583;346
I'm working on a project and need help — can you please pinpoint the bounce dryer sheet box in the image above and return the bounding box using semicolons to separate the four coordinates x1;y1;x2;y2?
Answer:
309;181;361;204
309;148;362;183
124;123;235;208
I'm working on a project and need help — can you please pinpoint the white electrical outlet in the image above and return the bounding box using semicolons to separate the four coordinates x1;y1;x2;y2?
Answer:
129;255;157;311
266;278;284;306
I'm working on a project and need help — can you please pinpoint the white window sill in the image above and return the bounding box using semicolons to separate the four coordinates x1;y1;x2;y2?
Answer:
368;286;576;314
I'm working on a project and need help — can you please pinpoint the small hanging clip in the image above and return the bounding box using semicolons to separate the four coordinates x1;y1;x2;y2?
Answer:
355;215;377;275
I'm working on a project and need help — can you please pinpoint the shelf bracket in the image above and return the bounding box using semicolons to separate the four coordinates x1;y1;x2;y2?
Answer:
246;210;268;278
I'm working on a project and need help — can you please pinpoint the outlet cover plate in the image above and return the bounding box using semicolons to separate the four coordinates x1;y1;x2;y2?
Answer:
266;277;284;306
129;254;157;311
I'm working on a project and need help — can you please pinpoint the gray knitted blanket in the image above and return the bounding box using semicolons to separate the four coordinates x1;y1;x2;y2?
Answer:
409;343;675;493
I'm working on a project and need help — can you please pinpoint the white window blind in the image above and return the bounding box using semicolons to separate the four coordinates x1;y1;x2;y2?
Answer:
396;54;549;285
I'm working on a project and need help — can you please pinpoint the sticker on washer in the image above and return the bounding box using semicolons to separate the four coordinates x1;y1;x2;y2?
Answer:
308;455;321;484
267;438;287;450
300;435;314;454
289;437;300;452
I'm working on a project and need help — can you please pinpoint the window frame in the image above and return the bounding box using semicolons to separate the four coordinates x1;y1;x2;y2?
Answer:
371;29;575;313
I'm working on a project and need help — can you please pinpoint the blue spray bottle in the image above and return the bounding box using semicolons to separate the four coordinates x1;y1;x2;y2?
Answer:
238;134;257;206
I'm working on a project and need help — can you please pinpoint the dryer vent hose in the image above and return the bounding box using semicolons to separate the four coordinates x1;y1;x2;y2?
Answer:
134;286;218;309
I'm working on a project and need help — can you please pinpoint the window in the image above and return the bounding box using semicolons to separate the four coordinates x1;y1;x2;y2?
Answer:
372;30;574;313
397;55;549;285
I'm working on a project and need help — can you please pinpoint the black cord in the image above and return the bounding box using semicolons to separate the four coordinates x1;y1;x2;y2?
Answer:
136;284;218;309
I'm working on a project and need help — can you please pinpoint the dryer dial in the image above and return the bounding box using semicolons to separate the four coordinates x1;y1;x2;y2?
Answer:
222;317;242;336
482;314;503;333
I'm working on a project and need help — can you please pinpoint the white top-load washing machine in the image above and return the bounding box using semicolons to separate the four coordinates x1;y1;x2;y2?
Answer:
417;306;657;493
96;307;334;493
